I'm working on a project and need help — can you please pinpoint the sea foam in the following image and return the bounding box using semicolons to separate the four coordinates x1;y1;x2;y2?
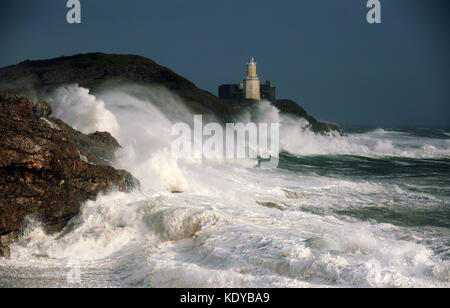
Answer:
2;84;448;288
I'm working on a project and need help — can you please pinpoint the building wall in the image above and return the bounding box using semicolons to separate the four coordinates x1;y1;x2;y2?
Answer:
218;84;243;100
260;81;276;101
245;62;260;100
244;79;261;100
219;60;275;102
247;64;257;78
219;82;275;101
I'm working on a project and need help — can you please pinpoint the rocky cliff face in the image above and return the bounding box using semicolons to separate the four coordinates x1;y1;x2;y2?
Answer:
0;92;138;257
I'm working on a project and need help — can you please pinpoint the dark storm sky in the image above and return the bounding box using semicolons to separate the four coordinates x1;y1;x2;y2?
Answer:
0;0;449;125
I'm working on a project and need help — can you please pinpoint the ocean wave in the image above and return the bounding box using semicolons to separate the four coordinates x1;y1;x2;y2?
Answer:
5;187;449;288
2;84;449;288
281;127;450;159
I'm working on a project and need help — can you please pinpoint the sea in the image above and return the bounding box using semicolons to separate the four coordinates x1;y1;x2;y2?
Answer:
0;84;449;288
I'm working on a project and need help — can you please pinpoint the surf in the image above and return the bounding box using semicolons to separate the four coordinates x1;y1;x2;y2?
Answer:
1;84;449;288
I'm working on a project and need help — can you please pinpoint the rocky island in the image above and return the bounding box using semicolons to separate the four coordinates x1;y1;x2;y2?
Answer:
0;53;341;132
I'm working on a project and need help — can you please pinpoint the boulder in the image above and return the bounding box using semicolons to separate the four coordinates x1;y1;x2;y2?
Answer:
0;92;139;250
0;244;10;258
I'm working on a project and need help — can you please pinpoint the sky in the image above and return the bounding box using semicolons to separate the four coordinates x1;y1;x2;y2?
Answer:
0;0;449;126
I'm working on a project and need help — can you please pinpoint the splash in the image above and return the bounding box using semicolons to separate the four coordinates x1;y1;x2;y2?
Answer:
2;84;448;288
46;85;120;138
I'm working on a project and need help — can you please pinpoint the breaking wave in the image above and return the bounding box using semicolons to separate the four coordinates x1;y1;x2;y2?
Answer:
280;125;450;159
1;84;449;288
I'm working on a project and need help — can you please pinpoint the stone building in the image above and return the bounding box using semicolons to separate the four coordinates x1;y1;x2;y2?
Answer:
218;57;276;102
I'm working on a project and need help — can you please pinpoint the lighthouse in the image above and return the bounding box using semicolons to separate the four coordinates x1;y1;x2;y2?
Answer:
218;57;275;102
244;57;261;100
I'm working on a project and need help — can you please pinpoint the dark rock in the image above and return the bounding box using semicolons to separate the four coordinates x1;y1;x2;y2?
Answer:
0;244;10;258
32;101;52;118
0;92;139;247
272;99;309;118
273;99;342;135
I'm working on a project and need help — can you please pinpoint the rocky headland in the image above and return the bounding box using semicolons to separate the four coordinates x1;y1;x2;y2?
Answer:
0;53;233;122
0;53;341;132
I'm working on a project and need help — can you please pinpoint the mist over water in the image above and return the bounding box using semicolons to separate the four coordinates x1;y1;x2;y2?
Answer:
1;84;449;288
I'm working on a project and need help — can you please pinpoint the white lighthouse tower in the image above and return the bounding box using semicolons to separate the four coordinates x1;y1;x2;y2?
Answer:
244;57;261;100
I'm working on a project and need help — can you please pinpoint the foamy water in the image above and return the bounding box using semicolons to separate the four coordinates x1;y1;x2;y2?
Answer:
0;84;449;288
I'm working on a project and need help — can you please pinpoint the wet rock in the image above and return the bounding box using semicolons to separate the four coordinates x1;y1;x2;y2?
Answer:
0;92;139;245
256;201;285;211
33;101;52;118
0;244;10;258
